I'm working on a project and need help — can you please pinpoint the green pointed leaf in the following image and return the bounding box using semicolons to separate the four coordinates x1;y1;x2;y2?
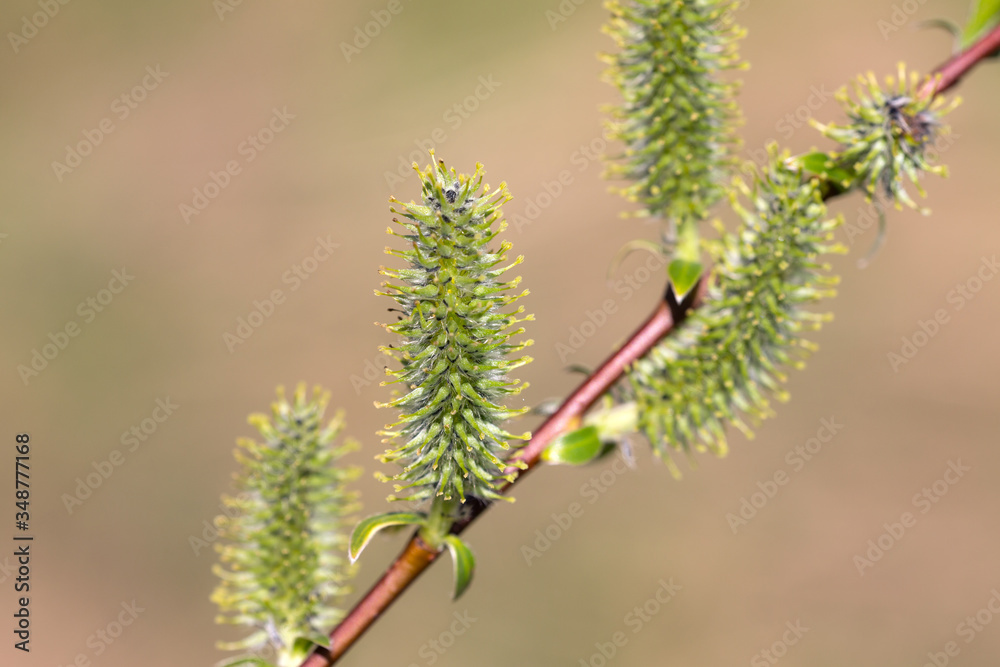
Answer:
289;635;330;662
295;633;331;651
543;426;604;465
443;534;475;600
349;511;426;562
668;259;703;299
798;151;858;186
799;151;832;174
962;0;1000;47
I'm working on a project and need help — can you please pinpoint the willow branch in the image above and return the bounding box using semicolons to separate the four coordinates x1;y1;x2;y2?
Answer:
299;23;999;667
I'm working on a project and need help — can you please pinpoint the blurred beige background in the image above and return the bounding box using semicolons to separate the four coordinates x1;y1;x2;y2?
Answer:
1;0;999;665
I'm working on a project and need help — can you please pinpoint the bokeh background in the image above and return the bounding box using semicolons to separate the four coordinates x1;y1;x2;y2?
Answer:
1;0;999;665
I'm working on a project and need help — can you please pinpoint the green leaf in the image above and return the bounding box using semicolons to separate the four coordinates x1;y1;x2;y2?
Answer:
349;511;426;562
798;151;831;173
798;151;858;186
668;259;703;299
443;535;476;600
668;218;703;299
289;635;330;662
962;0;1000;48
295;633;331;651
543;426;605;465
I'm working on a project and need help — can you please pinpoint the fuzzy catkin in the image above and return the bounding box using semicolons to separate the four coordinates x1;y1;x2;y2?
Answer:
603;0;744;223
212;385;359;667
813;64;958;212
629;148;844;472
377;156;532;504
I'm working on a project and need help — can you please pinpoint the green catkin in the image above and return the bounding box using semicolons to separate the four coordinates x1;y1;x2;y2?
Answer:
376;155;533;504
212;385;359;667
812;64;959;212
603;0;745;225
628;147;845;473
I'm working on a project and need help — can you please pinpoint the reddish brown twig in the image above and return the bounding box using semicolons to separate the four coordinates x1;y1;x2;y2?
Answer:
919;21;1000;99
301;536;441;667
300;22;999;667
